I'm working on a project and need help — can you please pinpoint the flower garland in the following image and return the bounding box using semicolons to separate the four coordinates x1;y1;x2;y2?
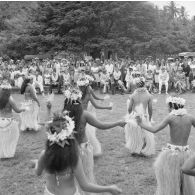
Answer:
77;77;89;86
63;87;82;102
0;80;12;89
47;111;75;147
166;96;186;106
169;108;187;116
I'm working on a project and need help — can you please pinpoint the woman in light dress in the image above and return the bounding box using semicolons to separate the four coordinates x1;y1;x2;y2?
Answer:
136;96;195;195
31;111;121;195
63;88;126;195
125;78;155;156
20;76;40;131
77;76;112;157
0;80;26;158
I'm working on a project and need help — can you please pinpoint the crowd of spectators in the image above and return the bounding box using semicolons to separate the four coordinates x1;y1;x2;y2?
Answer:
0;55;195;95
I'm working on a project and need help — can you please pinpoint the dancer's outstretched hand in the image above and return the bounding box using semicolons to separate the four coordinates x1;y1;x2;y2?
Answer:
135;115;142;124
109;185;122;195
118;120;127;127
30;159;38;169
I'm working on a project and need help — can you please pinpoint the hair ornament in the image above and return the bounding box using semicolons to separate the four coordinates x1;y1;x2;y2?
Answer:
166;96;186;106
47;111;75;148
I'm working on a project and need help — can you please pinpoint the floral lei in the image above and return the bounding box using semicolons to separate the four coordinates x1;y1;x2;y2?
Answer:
47;111;75;147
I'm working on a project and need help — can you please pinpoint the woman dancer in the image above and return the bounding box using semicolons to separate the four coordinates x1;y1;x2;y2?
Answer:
77;76;111;157
31;111;122;195
0;79;26;158
20;76;40;131
125;78;155;156
136;96;195;195
63;87;126;195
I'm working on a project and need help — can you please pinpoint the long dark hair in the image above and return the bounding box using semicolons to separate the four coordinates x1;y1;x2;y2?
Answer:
63;99;83;143
44;111;79;174
0;89;11;109
21;78;31;94
79;85;89;100
168;102;184;110
44;139;79;174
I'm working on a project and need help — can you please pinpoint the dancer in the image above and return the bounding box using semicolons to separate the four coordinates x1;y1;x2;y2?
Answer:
63;87;126;195
77;76;112;157
124;78;155;156
0;79;26;158
136;96;195;195
20;76;40;131
31;111;122;195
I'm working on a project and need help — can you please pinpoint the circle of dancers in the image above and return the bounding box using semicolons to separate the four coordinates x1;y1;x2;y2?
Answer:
1;72;195;195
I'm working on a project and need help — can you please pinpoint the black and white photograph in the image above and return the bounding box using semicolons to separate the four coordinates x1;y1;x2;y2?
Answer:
1;1;195;194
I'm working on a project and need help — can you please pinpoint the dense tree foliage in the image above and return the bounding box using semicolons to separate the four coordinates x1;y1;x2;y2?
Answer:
0;1;195;59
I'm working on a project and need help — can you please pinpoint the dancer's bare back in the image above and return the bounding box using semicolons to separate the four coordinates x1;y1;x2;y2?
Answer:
128;90;152;120
167;114;195;146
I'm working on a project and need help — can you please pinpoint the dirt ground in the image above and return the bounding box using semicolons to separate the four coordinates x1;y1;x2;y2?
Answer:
1;92;195;195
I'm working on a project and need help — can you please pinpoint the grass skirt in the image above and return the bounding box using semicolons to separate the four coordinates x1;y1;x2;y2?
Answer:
0;118;19;158
125;112;155;156
154;144;195;195
77;142;96;195
20;100;40;131
86;102;102;157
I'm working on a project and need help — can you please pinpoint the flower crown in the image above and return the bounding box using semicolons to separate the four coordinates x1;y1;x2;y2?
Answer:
77;77;90;86
166;96;186;106
0;80;12;89
85;75;94;82
47;111;75;147
64;87;82;102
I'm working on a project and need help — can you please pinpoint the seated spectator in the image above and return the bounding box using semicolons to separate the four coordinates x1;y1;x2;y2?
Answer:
174;67;186;94
99;68;109;94
61;68;71;90
145;69;155;94
34;71;44;94
191;76;195;93
158;66;169;94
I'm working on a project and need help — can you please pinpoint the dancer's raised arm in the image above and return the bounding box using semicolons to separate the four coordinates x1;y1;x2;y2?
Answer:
148;97;153;121
136;115;170;133
89;95;111;110
84;111;126;129
182;154;195;176
128;96;133;114
89;86;104;101
9;96;26;113
31;150;45;176
75;157;122;194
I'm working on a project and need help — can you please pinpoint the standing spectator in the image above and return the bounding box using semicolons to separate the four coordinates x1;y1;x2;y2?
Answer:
182;58;191;90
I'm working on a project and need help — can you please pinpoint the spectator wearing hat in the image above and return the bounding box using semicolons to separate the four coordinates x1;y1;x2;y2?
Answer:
158;66;169;94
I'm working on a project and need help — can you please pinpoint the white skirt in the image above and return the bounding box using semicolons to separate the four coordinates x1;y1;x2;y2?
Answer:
86;102;102;157
0;118;19;158
125;100;155;156
154;144;195;195
77;142;96;195
20;100;40;131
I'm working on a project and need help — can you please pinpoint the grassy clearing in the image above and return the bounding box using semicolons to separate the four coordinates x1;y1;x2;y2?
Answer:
1;93;195;195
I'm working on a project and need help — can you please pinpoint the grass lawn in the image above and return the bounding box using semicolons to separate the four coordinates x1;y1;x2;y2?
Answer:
1;92;195;195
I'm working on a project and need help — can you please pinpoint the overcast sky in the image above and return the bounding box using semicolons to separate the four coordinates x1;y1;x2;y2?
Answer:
151;1;195;18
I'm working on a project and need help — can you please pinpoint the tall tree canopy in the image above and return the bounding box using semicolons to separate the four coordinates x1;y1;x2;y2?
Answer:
0;1;195;59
